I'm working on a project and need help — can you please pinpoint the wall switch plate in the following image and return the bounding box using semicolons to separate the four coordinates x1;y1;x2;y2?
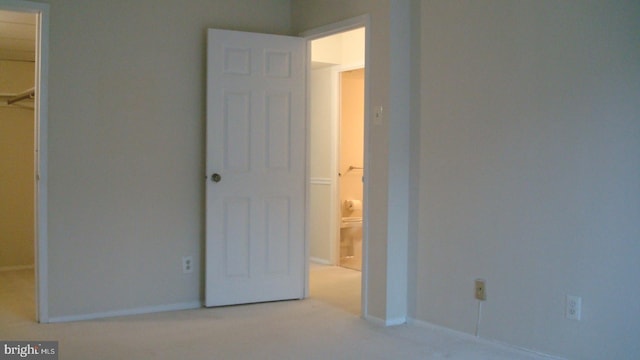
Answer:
182;256;194;274
475;279;486;301
373;106;383;125
566;295;582;320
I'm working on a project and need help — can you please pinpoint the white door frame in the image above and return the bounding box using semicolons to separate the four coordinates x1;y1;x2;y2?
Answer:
0;0;49;323
301;15;371;317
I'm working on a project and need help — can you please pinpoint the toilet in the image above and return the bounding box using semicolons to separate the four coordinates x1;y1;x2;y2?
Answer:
340;199;363;270
339;216;362;270
340;216;362;228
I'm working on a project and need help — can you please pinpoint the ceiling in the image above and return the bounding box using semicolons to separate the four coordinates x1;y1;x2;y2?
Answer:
0;9;36;62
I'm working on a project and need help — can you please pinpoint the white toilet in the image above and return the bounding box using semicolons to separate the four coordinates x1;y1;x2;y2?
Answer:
341;216;362;228
339;216;362;271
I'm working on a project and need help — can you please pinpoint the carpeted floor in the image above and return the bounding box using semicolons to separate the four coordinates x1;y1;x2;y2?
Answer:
0;267;552;359
309;263;361;315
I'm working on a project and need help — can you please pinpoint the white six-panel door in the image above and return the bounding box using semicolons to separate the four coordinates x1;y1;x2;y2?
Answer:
205;29;306;307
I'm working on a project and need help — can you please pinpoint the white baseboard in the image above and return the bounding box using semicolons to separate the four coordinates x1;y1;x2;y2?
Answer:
48;301;202;323
364;314;407;327
407;318;480;341
309;257;332;265
0;265;34;272
407;318;565;360
385;316;407;326
364;314;386;326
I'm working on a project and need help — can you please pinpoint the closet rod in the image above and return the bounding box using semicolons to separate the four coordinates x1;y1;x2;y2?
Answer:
7;87;35;105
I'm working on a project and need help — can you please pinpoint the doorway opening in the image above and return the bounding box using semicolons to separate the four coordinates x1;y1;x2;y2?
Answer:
0;1;49;323
307;26;366;316
0;8;36;323
337;67;364;272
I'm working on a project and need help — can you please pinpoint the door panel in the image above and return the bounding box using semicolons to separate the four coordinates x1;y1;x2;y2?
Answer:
266;93;291;170
265;197;290;275
224;198;250;278
224;92;251;172
205;29;305;307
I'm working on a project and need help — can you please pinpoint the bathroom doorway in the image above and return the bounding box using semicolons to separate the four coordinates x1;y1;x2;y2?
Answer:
308;26;365;315
338;68;364;271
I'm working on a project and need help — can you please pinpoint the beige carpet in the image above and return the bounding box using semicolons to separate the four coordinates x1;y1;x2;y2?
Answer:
0;269;34;325
0;268;551;359
309;263;361;315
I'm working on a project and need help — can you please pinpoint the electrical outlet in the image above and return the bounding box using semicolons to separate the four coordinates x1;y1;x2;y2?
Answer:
475;279;486;301
566;295;582;320
182;256;193;274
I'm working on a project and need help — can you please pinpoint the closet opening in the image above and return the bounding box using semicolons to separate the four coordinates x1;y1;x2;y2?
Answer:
0;2;49;323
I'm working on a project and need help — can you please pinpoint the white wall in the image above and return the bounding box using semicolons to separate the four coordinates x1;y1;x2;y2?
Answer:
416;1;640;358
40;0;291;319
0;60;35;269
309;66;335;263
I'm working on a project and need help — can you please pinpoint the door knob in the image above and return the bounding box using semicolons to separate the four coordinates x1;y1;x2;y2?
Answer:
211;173;222;183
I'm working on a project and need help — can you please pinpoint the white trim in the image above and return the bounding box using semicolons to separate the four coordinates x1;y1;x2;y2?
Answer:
330;66;339;267
300;14;370;40
0;265;35;272
385;316;407;326
366;314;406;327
309;63;340;267
303;33;312;299
302;14;371;322
48;302;202;323
333;63;365;73
0;0;49;324
363;314;386;326
310;177;332;185
407;318;566;360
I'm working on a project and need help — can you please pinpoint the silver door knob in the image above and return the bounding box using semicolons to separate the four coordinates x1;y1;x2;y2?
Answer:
211;173;222;183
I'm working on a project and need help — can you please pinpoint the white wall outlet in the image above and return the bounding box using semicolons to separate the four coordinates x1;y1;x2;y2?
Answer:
475;279;487;301
182;256;194;274
566;295;582;320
